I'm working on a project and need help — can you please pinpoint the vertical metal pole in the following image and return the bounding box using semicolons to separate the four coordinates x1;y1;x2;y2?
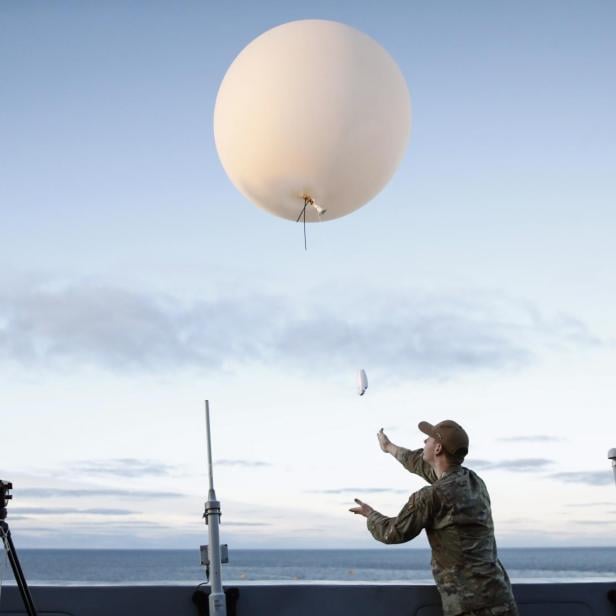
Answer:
204;400;226;616
609;448;616;487
205;401;215;495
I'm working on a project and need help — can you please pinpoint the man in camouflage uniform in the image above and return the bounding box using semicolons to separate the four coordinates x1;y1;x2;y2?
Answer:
350;420;518;616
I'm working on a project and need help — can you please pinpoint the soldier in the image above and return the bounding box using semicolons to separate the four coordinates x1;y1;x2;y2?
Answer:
350;420;518;616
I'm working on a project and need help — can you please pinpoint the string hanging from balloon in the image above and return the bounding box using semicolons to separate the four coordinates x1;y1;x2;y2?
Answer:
296;196;325;251
296;196;310;251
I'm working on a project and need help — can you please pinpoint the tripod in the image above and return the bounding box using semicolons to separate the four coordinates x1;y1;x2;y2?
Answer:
0;480;38;616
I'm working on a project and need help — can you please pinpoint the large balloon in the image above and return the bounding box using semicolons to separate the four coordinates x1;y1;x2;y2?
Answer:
214;19;411;222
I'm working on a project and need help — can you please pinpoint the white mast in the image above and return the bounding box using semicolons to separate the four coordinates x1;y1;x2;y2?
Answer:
204;400;226;616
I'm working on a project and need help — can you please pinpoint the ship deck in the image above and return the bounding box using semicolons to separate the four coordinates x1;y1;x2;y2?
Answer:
2;582;616;615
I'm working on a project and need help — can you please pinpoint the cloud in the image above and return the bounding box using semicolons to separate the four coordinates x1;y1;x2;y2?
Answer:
468;458;554;472
0;281;600;378
222;521;270;527
499;517;536;525
550;471;614;486
308;487;407;495
468;459;495;470
470;462;613;485
73;459;175;477
11;507;136;515
565;502;615;508
215;459;270;468
497;435;564;443
18;487;185;499
18;520;169;531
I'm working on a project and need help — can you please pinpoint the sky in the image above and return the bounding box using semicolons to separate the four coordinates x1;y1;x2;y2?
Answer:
1;1;615;551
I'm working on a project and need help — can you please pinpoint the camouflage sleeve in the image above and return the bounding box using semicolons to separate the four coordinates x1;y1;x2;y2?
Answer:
366;486;435;544
394;447;438;484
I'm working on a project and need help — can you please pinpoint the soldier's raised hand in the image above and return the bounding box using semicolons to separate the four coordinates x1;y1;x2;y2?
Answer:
377;428;392;453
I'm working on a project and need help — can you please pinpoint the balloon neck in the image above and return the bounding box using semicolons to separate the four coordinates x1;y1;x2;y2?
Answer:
301;195;327;217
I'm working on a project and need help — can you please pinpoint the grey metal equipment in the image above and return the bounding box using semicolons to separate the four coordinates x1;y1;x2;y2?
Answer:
609;448;616;487
0;480;38;616
203;400;227;616
200;544;229;568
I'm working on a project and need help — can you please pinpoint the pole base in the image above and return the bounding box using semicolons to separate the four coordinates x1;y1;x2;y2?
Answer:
192;587;239;616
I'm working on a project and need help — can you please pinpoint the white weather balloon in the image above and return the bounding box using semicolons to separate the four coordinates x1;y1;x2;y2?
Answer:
214;19;411;222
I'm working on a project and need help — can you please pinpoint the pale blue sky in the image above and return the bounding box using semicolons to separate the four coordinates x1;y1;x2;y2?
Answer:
1;1;615;549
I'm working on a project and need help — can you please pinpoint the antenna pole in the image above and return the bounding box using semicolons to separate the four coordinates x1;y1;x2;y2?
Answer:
206;401;215;495
204;400;227;616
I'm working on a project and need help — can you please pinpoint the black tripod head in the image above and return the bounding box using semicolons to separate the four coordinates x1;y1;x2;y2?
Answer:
0;479;12;521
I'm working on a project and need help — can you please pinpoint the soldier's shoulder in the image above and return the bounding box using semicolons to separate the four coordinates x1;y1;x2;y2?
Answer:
435;466;490;499
408;484;438;508
464;466;489;489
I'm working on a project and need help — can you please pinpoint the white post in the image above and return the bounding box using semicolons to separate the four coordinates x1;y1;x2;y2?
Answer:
205;400;226;616
609;449;616;487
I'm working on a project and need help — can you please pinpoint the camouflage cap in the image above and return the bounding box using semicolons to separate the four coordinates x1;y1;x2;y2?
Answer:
418;419;469;457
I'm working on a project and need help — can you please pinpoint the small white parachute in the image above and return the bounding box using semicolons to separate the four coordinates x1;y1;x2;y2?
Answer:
357;369;368;396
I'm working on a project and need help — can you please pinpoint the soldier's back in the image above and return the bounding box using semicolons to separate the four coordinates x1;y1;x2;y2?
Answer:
426;467;518;616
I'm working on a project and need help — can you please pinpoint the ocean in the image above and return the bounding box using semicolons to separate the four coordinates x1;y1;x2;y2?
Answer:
2;548;616;585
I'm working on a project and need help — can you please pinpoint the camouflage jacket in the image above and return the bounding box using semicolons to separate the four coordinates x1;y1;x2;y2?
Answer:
367;447;517;616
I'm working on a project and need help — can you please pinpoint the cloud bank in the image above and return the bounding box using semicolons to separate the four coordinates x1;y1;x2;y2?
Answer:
468;458;554;472
11;507;136;515
18;487;185;499
497;435;564;443
0;280;600;378
550;471;614;486
308;487;407;495
215;459;271;468
73;458;176;477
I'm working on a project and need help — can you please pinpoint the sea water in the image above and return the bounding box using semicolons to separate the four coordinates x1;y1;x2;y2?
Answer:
2;548;615;585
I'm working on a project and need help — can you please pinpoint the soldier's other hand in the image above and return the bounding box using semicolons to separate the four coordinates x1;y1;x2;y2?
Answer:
377;428;391;453
349;498;374;518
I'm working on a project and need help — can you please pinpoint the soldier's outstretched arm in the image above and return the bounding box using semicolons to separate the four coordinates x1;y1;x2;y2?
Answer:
377;428;438;484
366;487;435;544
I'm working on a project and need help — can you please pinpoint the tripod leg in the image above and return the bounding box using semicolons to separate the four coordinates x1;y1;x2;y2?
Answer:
0;522;38;616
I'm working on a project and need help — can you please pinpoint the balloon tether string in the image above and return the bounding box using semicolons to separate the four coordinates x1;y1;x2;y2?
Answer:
296;196;312;251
